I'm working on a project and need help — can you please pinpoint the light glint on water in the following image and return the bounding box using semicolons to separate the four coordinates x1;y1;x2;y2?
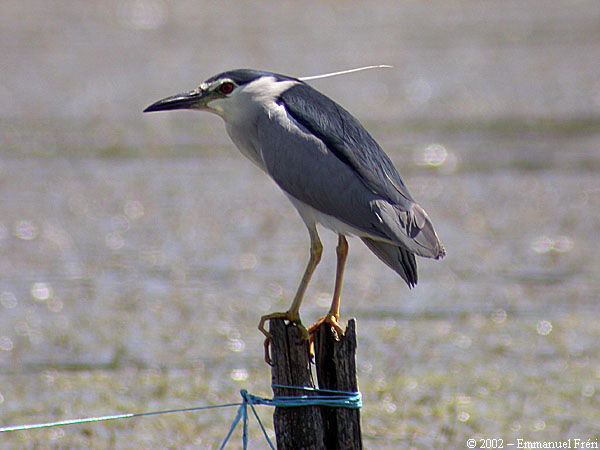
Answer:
228;338;245;353
124;200;145;220
14;220;38;240
531;235;574;254
230;368;248;382
0;336;13;352
536;320;552;336
422;144;448;167
31;282;52;301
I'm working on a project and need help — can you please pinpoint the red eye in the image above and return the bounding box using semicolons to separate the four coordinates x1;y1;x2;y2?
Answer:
220;82;234;94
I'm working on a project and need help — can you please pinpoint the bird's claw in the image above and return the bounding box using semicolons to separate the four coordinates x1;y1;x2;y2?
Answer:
308;314;345;338
258;311;309;365
306;314;345;362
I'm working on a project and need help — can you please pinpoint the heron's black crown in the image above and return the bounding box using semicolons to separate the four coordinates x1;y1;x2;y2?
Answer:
205;69;300;86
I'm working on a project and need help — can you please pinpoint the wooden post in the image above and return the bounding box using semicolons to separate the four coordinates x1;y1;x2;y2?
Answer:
314;319;362;450
269;319;324;449
270;318;362;450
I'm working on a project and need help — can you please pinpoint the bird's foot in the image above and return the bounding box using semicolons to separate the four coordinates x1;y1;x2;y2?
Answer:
258;311;309;365
307;314;345;361
308;314;345;339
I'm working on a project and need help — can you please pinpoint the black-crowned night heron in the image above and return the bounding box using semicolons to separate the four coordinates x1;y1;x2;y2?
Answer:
144;69;445;362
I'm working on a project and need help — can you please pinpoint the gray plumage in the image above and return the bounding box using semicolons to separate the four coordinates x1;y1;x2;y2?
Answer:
144;69;445;289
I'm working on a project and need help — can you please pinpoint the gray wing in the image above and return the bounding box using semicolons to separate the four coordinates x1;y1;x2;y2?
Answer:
256;109;388;241
279;83;444;260
280;83;413;206
256;104;444;260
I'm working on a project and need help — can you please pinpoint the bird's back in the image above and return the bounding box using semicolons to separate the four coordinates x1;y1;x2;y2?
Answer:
279;83;414;207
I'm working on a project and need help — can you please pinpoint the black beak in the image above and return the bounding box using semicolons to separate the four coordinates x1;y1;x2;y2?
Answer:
143;89;206;113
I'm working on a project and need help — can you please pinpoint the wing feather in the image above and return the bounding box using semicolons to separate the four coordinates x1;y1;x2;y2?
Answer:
361;238;418;287
279;83;413;206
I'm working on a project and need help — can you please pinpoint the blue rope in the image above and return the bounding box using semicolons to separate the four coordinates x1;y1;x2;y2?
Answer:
220;390;276;450
272;384;362;408
221;385;361;449
0;403;240;433
0;385;361;449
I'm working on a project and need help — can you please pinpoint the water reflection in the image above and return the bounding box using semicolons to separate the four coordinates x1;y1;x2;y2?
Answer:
31;282;52;301
536;320;552;336
421;143;448;167
124;200;145;220
490;309;507;324
457;411;470;423
230;368;248;382
14;220;38;240
227;338;245;353
0;337;14;352
531;235;574;254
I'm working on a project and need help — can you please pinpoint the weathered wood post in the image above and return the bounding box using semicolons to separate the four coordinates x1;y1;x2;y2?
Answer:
270;318;362;449
313;319;362;450
269;319;325;449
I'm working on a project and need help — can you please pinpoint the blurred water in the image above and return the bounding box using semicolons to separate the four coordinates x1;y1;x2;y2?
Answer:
1;0;599;448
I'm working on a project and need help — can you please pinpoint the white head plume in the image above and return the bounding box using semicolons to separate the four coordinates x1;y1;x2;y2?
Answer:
299;65;393;81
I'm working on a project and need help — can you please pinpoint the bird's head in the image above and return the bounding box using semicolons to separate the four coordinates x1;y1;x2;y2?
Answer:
143;69;299;119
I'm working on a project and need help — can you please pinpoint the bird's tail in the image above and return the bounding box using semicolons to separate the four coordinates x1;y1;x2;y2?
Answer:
405;203;446;260
361;238;418;288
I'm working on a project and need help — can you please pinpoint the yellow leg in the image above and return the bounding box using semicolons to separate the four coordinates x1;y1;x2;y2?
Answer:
259;226;322;364
308;234;348;337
